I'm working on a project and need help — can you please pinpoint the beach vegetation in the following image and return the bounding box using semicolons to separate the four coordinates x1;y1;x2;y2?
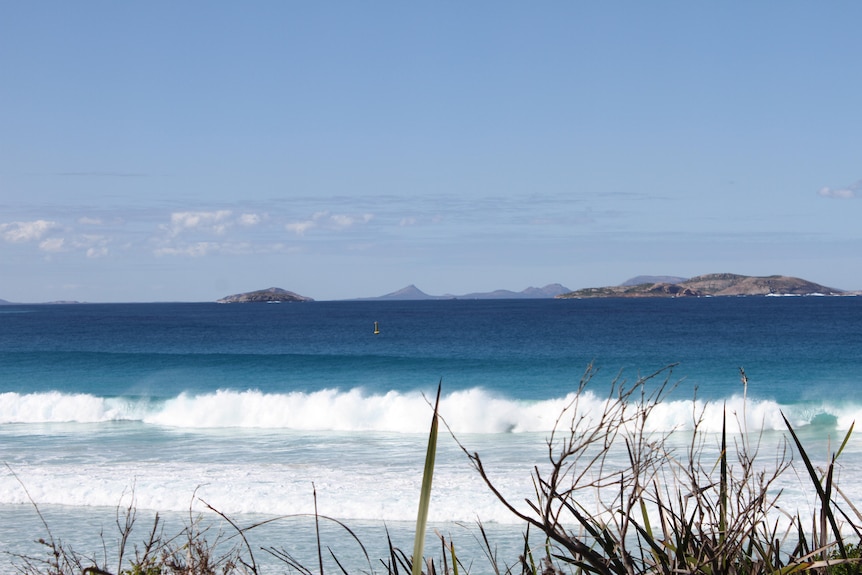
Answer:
8;367;862;575
457;366;862;575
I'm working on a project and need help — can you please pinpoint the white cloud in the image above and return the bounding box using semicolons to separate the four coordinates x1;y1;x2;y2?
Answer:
286;220;317;235
0;220;59;242
87;247;109;258
74;234;110;258
78;216;103;225
166;210;234;236
39;237;65;252
153;240;293;257
239;213;263;226
330;214;354;228
818;181;860;199
399;217;417;227
2;223;113;257
286;211;327;235
286;211;374;235
331;213;374;228
152;209;273;255
154;210;271;257
154;242;219;257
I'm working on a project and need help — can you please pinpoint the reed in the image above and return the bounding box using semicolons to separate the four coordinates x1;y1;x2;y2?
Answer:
458;366;862;575
411;382;442;575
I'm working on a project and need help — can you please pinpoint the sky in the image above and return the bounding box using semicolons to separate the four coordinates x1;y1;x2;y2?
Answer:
1;2;860;302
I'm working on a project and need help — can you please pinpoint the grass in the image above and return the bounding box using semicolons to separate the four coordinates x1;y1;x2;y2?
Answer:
6;366;862;575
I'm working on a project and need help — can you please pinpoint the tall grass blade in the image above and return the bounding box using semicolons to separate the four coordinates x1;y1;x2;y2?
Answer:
439;534;449;575
450;542;459;575
385;526;401;575
639;498;652;539
314;483;325;575
719;406;728;572
412;381;442;575
836;421;855;460
782;412;848;560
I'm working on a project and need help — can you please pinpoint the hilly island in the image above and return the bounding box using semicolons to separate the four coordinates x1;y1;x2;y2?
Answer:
556;273;844;299
216;287;314;303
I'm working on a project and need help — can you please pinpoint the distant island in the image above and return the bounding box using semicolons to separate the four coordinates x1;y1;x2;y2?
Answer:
557;273;844;299
0;298;82;305
216;287;314;303
355;283;572;301
3;275;854;305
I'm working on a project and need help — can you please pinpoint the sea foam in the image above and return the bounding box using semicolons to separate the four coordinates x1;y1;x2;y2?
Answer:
0;387;856;433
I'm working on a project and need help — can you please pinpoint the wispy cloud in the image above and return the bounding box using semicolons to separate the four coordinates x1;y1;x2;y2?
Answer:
165;210;235;236
53;171;148;178
818;181;860;199
39;237;65;252
331;213;373;228
3;194;603;264
0;218;116;257
239;213;264;226
153;240;297;257
150;209;281;257
285;211;374;236
154;242;220;257
0;219;60;243
285;211;329;236
86;246;109;258
74;234;110;258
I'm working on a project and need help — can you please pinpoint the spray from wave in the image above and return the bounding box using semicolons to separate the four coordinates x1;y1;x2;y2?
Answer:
0;388;855;433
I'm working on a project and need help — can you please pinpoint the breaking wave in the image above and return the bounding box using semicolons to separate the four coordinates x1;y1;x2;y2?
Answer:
0;387;855;433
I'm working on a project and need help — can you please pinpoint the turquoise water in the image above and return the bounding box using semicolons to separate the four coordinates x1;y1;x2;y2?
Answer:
1;297;860;570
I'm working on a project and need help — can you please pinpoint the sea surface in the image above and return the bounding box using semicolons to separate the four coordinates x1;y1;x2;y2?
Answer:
1;297;860;572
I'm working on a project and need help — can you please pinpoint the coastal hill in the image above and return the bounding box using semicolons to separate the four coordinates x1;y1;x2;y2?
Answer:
620;275;689;287
460;283;571;299
558;273;843;299
216;287;314;303
357;283;571;301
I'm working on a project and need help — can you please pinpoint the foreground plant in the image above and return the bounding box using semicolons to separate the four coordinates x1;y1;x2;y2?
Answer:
4;470;256;575
456;365;862;575
411;382;442;575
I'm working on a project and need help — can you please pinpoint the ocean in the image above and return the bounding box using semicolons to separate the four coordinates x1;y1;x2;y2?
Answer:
1;297;860;572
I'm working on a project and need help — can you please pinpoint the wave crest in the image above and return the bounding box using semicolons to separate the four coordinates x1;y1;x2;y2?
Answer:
0;388;854;433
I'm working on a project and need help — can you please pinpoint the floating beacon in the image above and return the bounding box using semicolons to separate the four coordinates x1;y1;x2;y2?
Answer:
373;321;380;334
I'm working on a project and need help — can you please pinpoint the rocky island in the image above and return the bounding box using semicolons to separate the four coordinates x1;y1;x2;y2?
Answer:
557;273;843;299
216;287;313;303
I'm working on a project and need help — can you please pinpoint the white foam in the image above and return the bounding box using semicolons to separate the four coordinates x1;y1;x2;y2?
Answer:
1;388;859;433
0;391;129;423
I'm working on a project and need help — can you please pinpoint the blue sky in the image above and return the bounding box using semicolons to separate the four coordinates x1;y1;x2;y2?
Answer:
1;2;860;302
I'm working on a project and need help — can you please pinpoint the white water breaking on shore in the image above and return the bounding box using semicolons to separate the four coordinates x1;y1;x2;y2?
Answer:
0;387;856;432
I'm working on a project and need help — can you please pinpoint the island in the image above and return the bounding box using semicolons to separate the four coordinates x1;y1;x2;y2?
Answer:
216;287;314;303
557;273;843;299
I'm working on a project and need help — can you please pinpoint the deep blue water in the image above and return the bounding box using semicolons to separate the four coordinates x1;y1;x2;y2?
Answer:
1;297;859;403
